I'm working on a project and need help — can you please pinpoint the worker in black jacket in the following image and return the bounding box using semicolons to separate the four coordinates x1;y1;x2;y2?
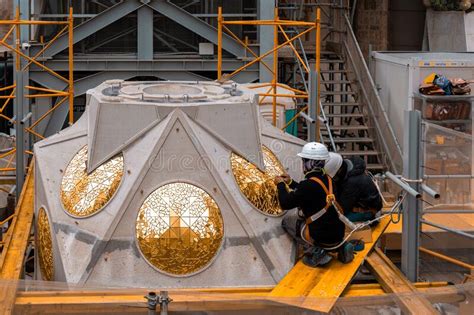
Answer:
274;142;354;267
325;152;383;222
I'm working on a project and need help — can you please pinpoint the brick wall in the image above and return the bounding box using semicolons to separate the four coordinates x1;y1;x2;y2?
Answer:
353;0;389;59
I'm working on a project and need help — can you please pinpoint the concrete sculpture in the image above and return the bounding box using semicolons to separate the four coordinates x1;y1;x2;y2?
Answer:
34;80;305;288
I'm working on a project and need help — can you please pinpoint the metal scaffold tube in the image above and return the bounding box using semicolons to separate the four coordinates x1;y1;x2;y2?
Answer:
216;5;321;131
401;110;422;282
0;4;75;196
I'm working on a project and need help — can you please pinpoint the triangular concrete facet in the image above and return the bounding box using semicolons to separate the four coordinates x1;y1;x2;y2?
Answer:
157;105;198;119
195;102;265;170
85;109;278;287
87;102;160;172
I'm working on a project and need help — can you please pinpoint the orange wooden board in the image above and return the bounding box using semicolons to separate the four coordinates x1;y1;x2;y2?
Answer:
268;216;391;313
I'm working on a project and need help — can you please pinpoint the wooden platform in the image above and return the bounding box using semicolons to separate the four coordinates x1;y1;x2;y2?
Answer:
366;248;438;314
13;282;456;314
383;213;474;249
0;162;35;315
268;216;391;313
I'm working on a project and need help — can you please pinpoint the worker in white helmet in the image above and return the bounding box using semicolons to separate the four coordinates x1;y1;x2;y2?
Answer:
274;142;354;267
325;152;383;223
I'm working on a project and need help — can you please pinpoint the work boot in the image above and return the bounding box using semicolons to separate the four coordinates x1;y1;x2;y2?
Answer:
337;242;354;264
302;247;332;267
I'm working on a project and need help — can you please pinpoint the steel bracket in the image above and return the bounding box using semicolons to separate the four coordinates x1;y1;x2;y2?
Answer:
144;291;172;315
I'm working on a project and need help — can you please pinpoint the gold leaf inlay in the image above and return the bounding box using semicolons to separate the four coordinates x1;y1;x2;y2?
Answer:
37;207;54;281
136;182;224;276
231;146;285;216
60;146;123;217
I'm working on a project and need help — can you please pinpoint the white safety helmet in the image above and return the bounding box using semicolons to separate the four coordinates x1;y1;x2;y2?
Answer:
297;142;330;161
325;152;343;178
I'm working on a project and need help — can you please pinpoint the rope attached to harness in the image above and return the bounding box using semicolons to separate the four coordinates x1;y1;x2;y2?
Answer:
301;174;405;250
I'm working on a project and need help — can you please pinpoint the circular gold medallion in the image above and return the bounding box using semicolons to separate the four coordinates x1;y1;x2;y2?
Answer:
231;146;285;216
37;207;54;281
60;146;124;217
136;182;224;276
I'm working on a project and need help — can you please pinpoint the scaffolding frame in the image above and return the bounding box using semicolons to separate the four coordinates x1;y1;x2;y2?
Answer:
0;7;74;193
216;6;321;139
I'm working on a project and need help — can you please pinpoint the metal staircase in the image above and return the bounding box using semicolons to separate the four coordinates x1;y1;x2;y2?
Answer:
281;2;403;174
319;54;385;173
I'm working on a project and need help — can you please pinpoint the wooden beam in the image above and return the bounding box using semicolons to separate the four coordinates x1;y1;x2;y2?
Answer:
268;216;392;313
0;177;15;185
343;282;449;297
365;248;438;314
12;282;457;314
0;162;35;315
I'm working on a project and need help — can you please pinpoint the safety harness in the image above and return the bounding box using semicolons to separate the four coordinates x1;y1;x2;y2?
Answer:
299;173;407;250
305;176;336;225
300;175;357;246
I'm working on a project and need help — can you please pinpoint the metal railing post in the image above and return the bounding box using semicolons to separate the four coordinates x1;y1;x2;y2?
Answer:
401;110;422;281
315;8;321;141
308;67;317;142
217;7;222;80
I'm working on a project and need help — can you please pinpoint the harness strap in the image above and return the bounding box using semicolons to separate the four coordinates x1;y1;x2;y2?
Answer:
305;175;357;229
305;176;335;225
306;208;327;225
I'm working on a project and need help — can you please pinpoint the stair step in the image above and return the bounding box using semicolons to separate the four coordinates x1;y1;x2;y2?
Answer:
321;91;356;95
323;102;360;106
326;125;368;130
366;164;385;170
328;137;375;143
338;150;380;156
325;113;364;118
320;59;344;63
320;69;349;73
321;80;351;84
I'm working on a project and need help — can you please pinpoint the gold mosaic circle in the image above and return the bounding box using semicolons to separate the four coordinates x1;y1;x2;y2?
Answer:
60;146;124;217
231;146;285;216
37;207;54;281
136;182;224;276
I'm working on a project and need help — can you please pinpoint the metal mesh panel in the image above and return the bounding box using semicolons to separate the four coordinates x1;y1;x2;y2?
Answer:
422;122;473;207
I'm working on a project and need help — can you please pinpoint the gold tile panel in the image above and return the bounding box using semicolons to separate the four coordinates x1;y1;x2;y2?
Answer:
136;182;224;276
37;207;54;281
60;146;123;217
231;146;285;216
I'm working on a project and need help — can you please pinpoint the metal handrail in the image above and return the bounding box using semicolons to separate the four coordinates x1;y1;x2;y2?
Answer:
385;171;421;199
421;219;474;240
319;100;337;152
341;14;403;173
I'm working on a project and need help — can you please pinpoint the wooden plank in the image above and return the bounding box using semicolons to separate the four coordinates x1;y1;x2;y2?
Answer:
365;248;438;314
383;213;474;250
11;281;449;299
268;216;391;313
14;291;274;314
0;162;35;315
343;282;449;297
12;282;453;314
385;214;474;234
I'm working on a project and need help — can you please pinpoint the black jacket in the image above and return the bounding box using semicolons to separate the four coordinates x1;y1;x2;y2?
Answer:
277;170;345;246
335;157;383;213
